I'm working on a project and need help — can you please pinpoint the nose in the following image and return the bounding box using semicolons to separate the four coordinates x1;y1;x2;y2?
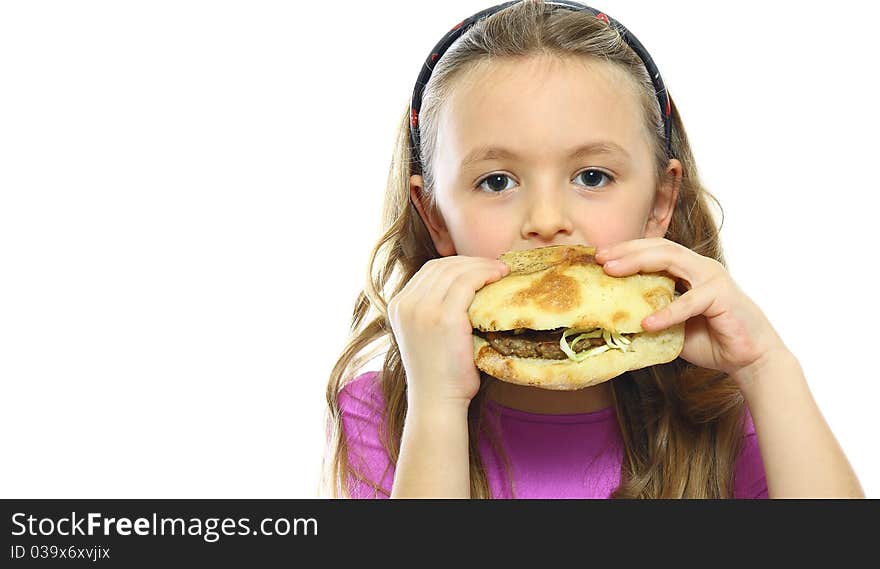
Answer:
521;184;574;242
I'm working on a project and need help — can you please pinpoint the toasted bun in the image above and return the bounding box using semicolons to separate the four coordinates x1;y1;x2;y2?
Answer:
468;245;684;390
468;245;676;333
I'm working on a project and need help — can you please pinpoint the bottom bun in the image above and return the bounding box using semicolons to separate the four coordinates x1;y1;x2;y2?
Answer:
473;323;685;391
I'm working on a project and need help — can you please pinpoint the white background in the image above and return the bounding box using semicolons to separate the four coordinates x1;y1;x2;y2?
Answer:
1;0;877;498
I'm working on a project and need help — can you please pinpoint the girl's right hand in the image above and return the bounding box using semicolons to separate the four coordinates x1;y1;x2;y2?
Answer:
387;255;510;411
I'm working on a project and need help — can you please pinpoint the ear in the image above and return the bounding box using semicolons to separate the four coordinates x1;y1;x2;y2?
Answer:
410;174;456;256
644;158;682;239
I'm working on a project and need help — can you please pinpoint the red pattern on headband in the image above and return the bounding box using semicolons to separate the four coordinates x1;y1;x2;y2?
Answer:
596;12;609;24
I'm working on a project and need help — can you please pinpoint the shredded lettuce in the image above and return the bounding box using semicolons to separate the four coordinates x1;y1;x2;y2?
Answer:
559;326;633;362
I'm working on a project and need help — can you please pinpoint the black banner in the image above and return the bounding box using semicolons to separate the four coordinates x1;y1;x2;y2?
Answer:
1;499;875;565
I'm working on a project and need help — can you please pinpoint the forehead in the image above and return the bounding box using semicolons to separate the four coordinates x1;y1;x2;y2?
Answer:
435;55;651;170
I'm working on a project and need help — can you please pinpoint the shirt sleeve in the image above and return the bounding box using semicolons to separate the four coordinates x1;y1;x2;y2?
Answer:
337;371;395;499
733;405;769;499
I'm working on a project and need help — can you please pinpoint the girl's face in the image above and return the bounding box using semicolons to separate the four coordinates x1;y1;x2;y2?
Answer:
412;55;682;258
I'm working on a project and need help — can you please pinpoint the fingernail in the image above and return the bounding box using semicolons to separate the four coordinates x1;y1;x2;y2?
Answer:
604;260;619;270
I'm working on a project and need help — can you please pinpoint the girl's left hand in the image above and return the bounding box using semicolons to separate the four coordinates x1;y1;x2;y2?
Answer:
595;238;789;387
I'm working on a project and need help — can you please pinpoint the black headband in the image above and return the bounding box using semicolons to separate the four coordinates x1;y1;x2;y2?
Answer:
408;0;674;170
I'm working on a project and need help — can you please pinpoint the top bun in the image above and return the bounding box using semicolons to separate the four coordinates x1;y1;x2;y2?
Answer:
468;244;677;333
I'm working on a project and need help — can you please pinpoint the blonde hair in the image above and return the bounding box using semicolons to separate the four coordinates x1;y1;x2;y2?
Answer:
323;0;747;499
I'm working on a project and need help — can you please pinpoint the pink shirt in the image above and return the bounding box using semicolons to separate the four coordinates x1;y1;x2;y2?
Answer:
338;371;768;499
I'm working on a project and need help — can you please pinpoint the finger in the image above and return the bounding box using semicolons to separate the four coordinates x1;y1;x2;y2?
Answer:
409;257;507;307
445;264;510;315
393;258;450;312
642;283;715;331
407;256;499;292
595;237;665;261
601;241;715;290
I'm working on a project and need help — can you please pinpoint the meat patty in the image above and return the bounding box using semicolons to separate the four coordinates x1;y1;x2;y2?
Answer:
481;328;606;360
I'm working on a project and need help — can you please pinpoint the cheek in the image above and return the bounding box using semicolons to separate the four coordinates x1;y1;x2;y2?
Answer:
440;196;516;258
448;216;512;257
577;196;654;249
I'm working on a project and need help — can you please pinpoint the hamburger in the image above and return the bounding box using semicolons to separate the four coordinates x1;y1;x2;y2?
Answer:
468;244;684;391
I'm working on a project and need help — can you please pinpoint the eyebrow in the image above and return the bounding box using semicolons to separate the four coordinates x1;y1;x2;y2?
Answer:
460;141;631;169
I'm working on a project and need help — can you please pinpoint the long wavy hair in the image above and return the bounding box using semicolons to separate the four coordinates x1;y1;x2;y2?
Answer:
323;0;747;498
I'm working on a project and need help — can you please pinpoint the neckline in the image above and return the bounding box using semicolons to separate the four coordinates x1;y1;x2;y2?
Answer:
484;397;615;424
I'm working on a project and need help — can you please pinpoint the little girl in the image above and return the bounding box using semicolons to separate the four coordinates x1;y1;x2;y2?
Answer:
322;0;863;498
